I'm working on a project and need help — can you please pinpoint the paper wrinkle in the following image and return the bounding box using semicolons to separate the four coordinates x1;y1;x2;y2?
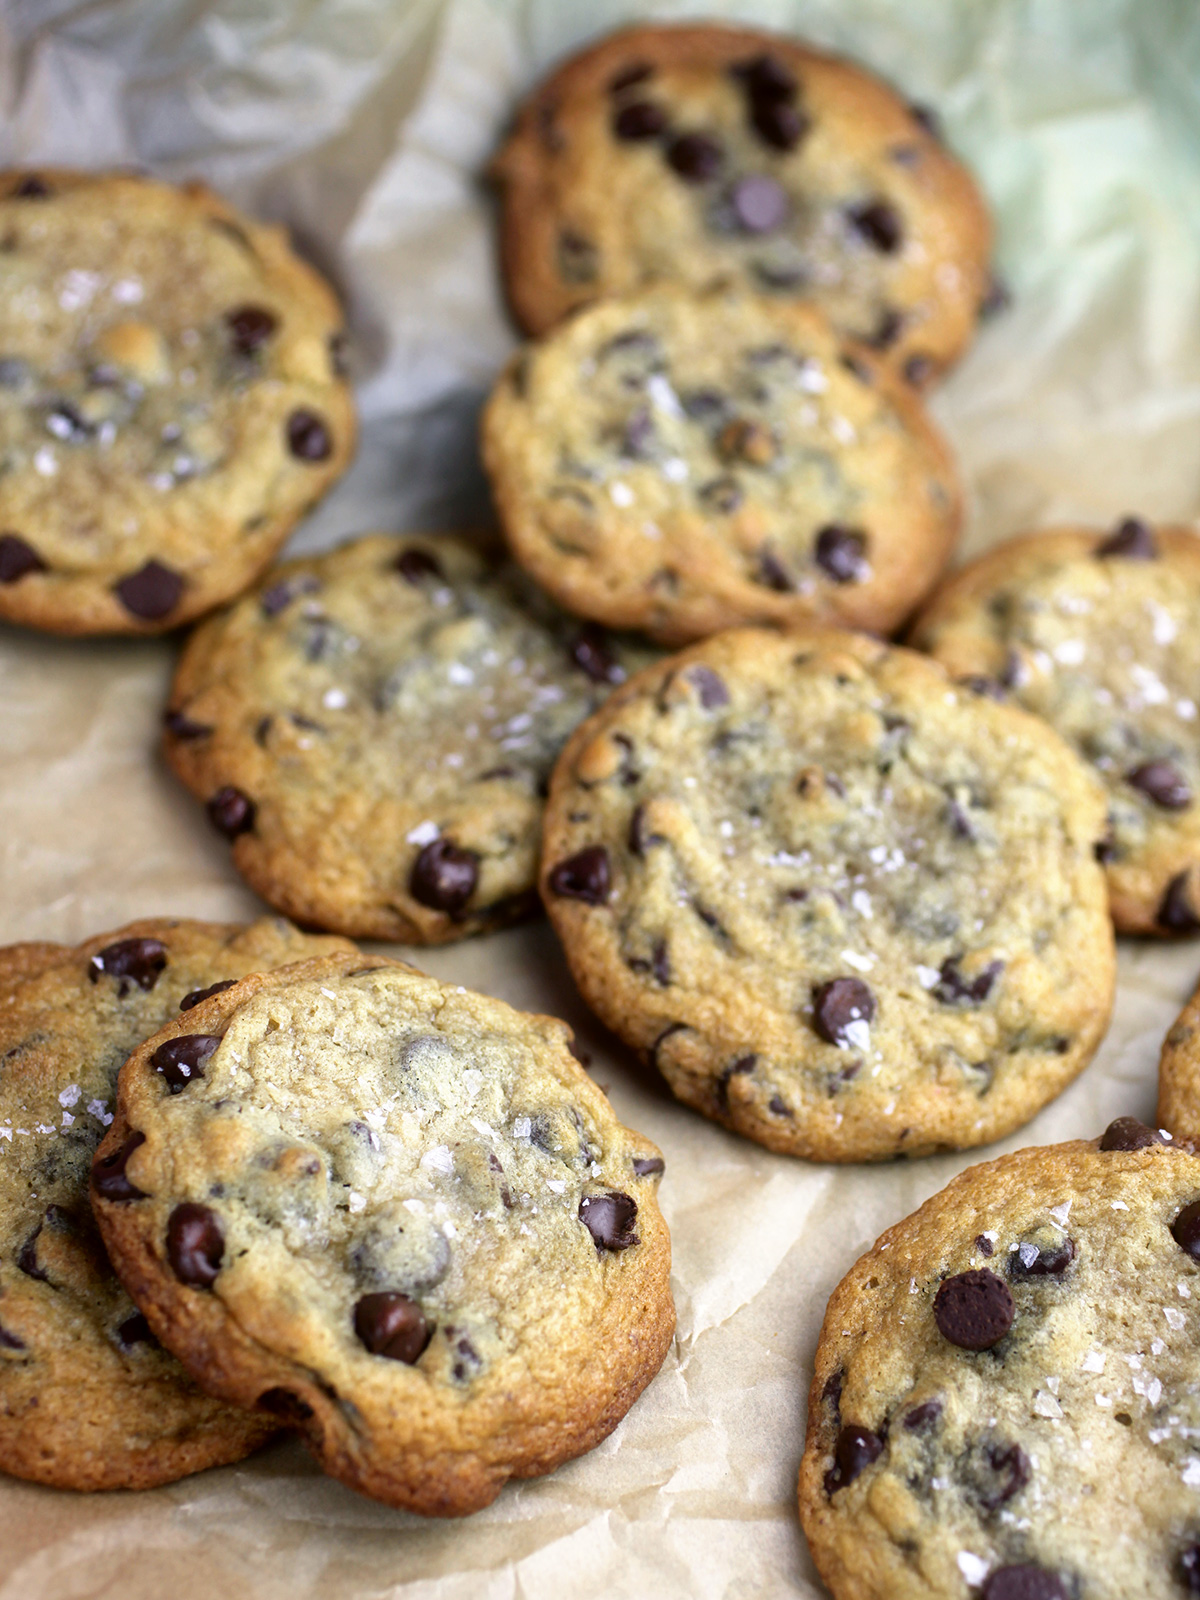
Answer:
1;2;1200;1596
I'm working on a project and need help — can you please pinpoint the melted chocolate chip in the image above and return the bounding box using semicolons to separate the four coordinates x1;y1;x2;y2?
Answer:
115;561;184;621
730;174;789;233
613;101;668;140
0;1325;25;1350
1171;1199;1200;1259
1128;760;1191;810
152;1033;222;1093
981;1567;1068;1600
687;665;729;708
260;573;321;615
628;804;661;856
822;1368;843;1419
902;1399;942;1432
410;838;479;915
812;978;876;1048
163;708;213;740
256;1387;315;1422
354;1292;431;1363
167;1203;224;1287
88;937;168;994
973;1440;1031;1511
579;1191;639;1251
180;979;237;1012
751;99;808;150
1159;871;1200;933
1099;1116;1166;1152
207;786;256;838
570;624;624;684
848;200;903;253
17;1225;46;1282
226;305;278;356
733;54;797;100
632;1155;665;1178
547;846;610;905
815;525;868;583
1008;1236;1075;1279
824;1424;883;1494
91;1132;147;1203
1096;516;1157;560
666;132;723;182
393;547;445;586
0;534;46;583
933;1269;1014;1350
286;409;332;462
934;957;1003;1006
651;939;672;986
12;175;50;199
115;1312;156;1350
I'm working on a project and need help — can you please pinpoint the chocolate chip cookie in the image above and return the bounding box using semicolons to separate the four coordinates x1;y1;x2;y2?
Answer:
0;169;355;635
1156;978;1200;1143
540;627;1113;1162
799;1127;1200;1599
0;916;350;1490
491;23;993;383
91;951;674;1516
483;288;960;645
911;521;1200;936
164;532;657;943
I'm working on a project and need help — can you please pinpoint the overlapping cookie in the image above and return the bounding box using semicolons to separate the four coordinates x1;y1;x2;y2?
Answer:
799;1127;1200;1599
91;952;674;1515
0;170;355;634
491;22;994;384
540;627;1113;1162
0;917;350;1490
483;288;960;644
912;520;1200;935
164;532;656;943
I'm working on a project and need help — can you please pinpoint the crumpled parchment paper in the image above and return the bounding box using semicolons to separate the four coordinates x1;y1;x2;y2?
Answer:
1;2;1200;1595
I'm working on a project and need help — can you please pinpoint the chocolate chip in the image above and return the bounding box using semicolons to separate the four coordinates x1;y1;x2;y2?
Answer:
207;786;256;838
982;1567;1068;1600
684;388;727;419
91;1132;147;1203
167;1203;224;1288
752;100;808;150
1180;1546;1200;1594
902;1399;942;1432
1171;1199;1200;1259
256;1387;314;1422
1009;1236;1075;1279
410;838;478;915
699;476;744;513
12;175;50;199
568;624;623;684
609;62;654;93
934;957;1003;1006
733;54;798;100
547;846;610;905
354;1292;431;1363
179;979;237;1012
1099;1116;1166;1152
226;305;278;356
758;548;794;590
849;200;903;252
394;547;445;585
0;534;46;583
152;1033;222;1093
651;939;672;986
666;133;724;182
1128;760;1191;810
628;804;661;856
1097;516;1157;560
632;1156;665;1178
815;525;868;583
622;406;656;458
579;1191;639;1251
163;708;213;740
812;977;876;1048
1094;827;1117;864
866;308;905;350
730;174;789;233
613;101;667;140
971;1439;1031;1511
823;1424;883;1494
114;561;184;621
822;1368;843;1419
687;665;729;708
903;353;935;387
558;229;599;284
261;572;321;615
116;1312;156;1350
88;937;168;995
0;1326;25;1350
17;1225;46;1282
975;1234;995;1256
286;409;332;461
933;1269;1014;1350
1159;871;1200;933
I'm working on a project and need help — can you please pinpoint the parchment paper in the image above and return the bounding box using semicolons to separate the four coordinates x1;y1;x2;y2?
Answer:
2;2;1200;1595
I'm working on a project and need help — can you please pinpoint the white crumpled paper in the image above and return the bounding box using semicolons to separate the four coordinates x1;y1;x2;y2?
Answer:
1;2;1199;1595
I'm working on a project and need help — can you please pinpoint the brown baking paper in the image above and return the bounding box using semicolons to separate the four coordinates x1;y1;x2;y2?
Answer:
2;1;1200;1594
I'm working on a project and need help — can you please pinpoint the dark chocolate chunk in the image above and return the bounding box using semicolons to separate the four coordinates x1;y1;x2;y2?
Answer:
286;409;332;461
824;1424;883;1495
934;957;1003;1006
547;846;610;905
180;978;237;1012
152;1033;222;1093
688;665;729;708
733;54;797;100
751;99;808;150
0;1325;25;1350
88;937;168;994
0;534;46;584
354;1292;431;1363
570;624;624;684
410;838;479;915
91;1132;147;1202
226;305;278;356
207;786;256;838
971;1439;1031;1511
1008;1236;1075;1279
163;708;213;740
579;1191;639;1251
628;803;662;856
699;475;744;513
115;1311;156;1350
1096;516;1157;560
730;174;789;233
261;572;321;615
166;1203;224;1287
395;547;445;584
933;1269;1014;1350
901;1399;942;1432
558;229;599;284
114;561;184;621
613;101;668;140
1171;1199;1200;1259
17;1224;47;1282
1127;760;1191;810
812;977;876;1048
666;132;724;182
975;1234;996;1257
632;1155;665;1178
1099;1116;1166;1152
848;200;903;253
12;175;50;199
1159;871;1200;933
982;1567;1068;1600
814;525;868;583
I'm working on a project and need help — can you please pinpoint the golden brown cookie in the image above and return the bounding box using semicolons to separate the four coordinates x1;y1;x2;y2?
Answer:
91;952;674;1515
0;169;355;635
1156;978;1200;1141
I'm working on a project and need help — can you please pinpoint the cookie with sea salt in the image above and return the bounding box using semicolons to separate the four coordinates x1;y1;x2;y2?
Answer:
911;521;1200;935
482;288;960;646
90;951;674;1516
0;169;354;635
799;1128;1200;1599
164;531;657;943
540;627;1113;1162
491;23;994;383
0;916;351;1490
